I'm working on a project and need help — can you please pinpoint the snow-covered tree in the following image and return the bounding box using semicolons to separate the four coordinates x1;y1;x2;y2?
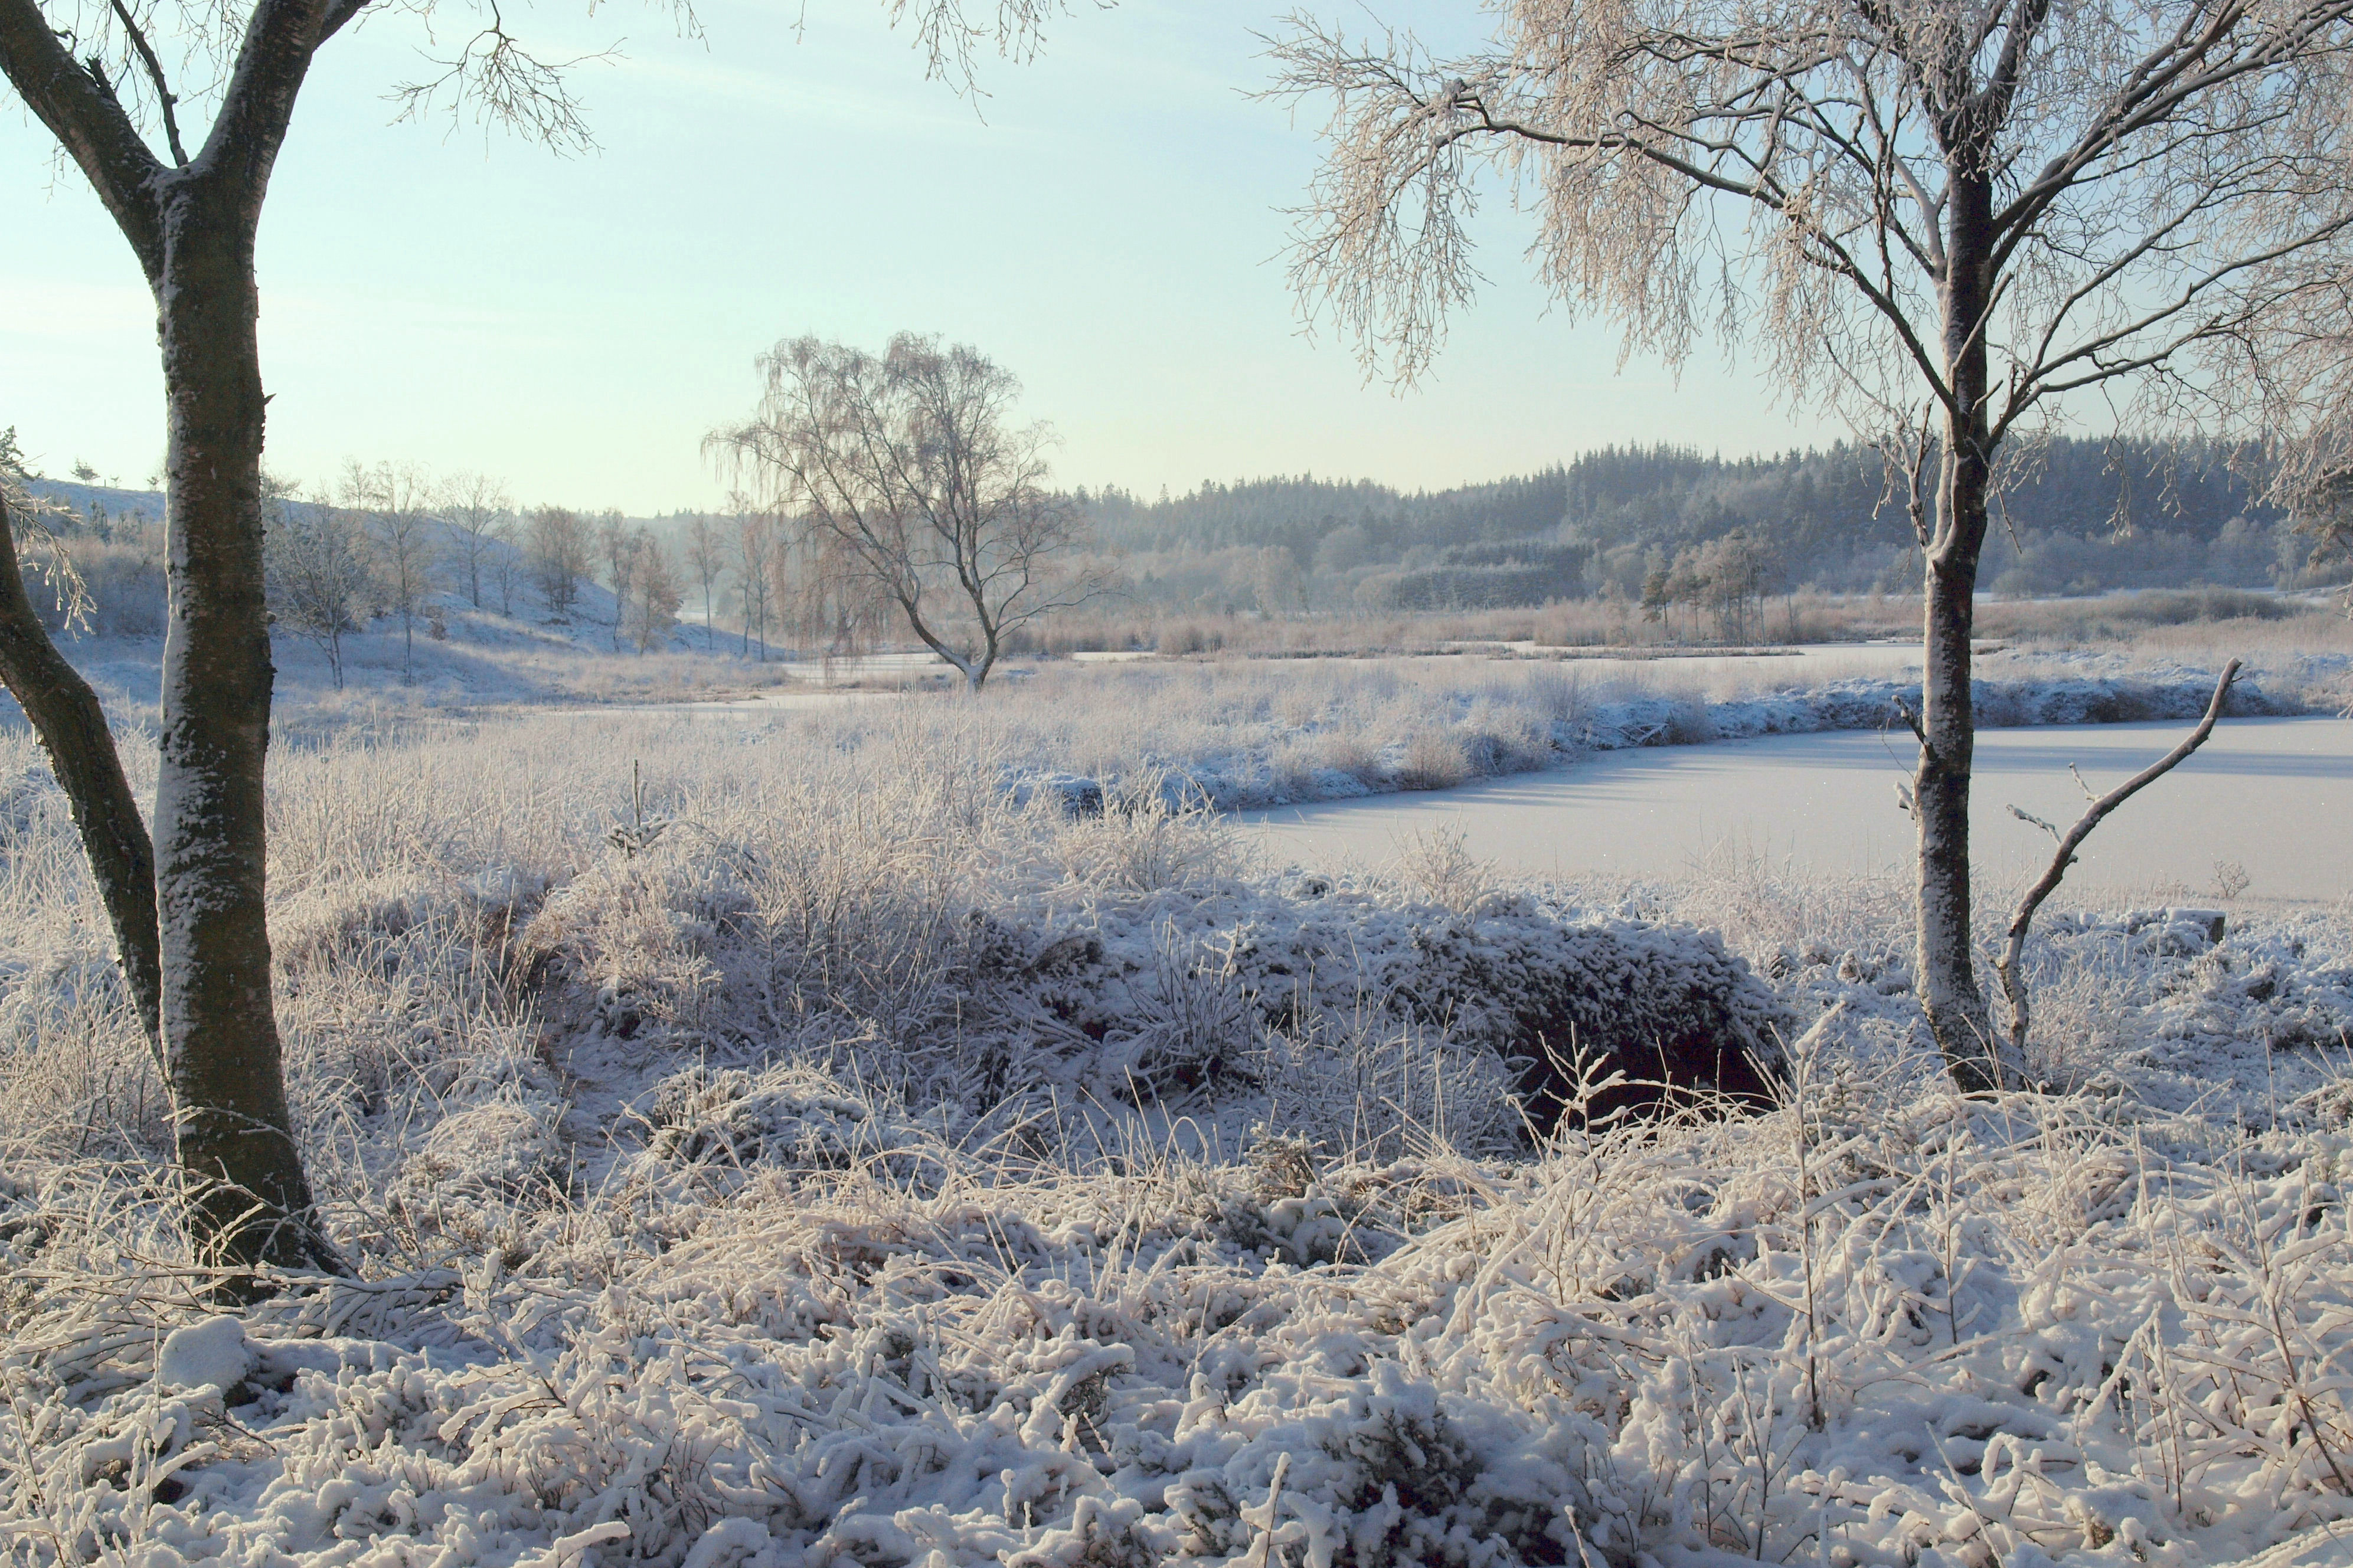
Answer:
265;479;377;690
0;0;1090;1271
1273;0;2353;1089
712;335;1114;691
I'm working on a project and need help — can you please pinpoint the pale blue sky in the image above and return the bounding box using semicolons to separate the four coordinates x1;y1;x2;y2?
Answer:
2;0;1829;512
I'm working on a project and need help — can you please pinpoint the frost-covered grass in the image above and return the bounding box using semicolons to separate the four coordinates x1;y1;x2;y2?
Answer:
1034;588;2353;660
33;598;2344;828
802;650;2319;813
8;712;2353;1566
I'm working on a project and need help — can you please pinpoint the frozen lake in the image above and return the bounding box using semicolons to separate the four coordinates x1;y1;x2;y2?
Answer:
1241;714;2353;907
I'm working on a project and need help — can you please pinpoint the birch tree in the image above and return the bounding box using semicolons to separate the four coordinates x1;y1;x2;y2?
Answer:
736;508;775;660
440;471;512;610
2270;330;2353;564
1272;0;2353;1090
685;513;728;651
264;479;376;690
630;531;683;652
597;511;637;652
711;334;1114;690
0;451;161;1059
0;0;1097;1269
529;505;590;617
345;459;437;685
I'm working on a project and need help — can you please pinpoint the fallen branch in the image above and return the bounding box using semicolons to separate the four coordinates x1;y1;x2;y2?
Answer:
1993;658;2241;1072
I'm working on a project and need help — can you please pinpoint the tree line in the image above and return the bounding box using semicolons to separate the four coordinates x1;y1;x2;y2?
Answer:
1088;436;2318;618
21;424;2316;673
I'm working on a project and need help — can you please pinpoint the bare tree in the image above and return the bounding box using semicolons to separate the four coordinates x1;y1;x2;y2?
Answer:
735;508;775;660
631;531;682;653
264;477;377;690
528;505;590;618
488;516;524;616
2270;361;2353;580
684;513;728;651
596;511;637;652
1273;0;2353;1091
344;460;438;685
440;471;512;610
0;0;1088;1272
711;334;1114;690
775;523;893;660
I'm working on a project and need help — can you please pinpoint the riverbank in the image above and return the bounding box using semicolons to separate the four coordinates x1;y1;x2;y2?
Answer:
1005;660;2316;816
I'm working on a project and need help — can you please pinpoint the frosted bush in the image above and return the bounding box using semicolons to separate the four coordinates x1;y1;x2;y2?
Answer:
398;1095;566;1203
1387;826;1493;916
630;1062;955;1195
1313;728;1381;785
1266;736;1322;800
1394;729;1467;790
517;846;754;1040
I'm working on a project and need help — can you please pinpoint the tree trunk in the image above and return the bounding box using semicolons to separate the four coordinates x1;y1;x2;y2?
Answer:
0;492;165;1057
155;186;335;1273
1914;162;2019;1094
1916;542;2001;1088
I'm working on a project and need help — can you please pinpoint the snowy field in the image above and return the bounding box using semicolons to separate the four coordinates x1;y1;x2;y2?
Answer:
8;705;2353;1567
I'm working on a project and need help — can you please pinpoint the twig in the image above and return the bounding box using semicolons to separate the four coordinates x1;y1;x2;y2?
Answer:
1993;659;2241;1069
1890;693;1928;749
107;0;186;164
2006;804;2062;842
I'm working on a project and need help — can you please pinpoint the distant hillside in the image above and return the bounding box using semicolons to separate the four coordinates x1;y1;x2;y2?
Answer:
24;477;166;525
1087;437;2302;613
10;476;700;656
11;438;2309;640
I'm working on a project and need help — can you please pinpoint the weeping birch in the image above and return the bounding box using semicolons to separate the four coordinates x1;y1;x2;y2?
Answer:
1272;0;2353;1089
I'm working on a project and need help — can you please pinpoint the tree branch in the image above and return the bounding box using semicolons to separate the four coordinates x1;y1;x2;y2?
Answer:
1992;658;2241;1070
107;0;185;163
196;0;339;208
0;487;164;1060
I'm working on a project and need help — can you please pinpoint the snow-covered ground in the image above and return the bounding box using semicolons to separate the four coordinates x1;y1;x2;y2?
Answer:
7;711;2353;1567
18;600;812;736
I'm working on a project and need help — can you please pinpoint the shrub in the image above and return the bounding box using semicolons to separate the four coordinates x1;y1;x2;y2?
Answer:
1397;729;1468;790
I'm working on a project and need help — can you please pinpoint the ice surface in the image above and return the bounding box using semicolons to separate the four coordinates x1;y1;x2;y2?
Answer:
1244;713;2353;901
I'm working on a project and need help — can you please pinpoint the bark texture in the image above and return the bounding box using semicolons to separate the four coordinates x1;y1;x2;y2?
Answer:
1912;160;2021;1094
1916;544;2000;1089
0;491;165;1055
1;0;347;1272
155;179;337;1272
